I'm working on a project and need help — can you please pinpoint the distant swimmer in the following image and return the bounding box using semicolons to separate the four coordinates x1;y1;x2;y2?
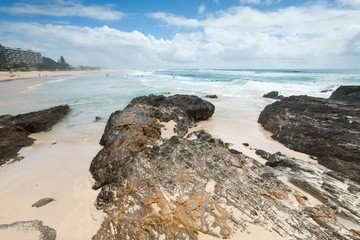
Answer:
106;73;109;77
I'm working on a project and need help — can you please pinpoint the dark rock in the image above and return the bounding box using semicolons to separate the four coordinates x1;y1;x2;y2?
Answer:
0;105;70;133
229;148;242;155
90;94;356;240
243;142;249;147
258;94;360;183
255;149;271;159
32;198;55;208
0;105;70;166
0;220;56;240
263;91;284;100
330;85;360;102
95;116;102;122
129;94;215;121
348;184;360;194
206;94;218;99
321;89;333;93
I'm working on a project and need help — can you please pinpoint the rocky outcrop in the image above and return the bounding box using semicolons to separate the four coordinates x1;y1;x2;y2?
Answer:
0;105;70;165
263;91;284;100
0;220;56;240
330;86;360;102
129;94;215;121
258;94;360;183
90;94;358;239
256;150;360;229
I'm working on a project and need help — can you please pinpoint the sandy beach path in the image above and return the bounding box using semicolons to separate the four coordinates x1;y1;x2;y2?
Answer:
0;136;104;239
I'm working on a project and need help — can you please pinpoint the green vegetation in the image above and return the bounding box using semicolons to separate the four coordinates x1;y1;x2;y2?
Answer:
36;56;71;71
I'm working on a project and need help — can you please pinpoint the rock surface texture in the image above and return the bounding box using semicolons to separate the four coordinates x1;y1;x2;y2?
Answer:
90;94;358;239
0;105;70;165
258;93;360;183
256;150;360;231
0;220;56;240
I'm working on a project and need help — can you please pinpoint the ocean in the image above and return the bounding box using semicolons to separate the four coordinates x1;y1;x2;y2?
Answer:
1;69;359;141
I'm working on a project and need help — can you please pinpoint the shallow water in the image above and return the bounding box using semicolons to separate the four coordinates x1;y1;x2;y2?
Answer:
0;69;359;141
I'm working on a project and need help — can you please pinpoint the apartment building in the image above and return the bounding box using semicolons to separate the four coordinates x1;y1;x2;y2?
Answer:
0;44;42;65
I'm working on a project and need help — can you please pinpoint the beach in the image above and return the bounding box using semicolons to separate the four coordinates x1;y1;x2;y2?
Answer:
0;72;107;239
0;138;104;239
0;69;359;239
0;70;111;82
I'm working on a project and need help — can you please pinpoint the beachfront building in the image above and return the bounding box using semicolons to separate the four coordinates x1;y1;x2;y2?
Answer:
0;44;42;65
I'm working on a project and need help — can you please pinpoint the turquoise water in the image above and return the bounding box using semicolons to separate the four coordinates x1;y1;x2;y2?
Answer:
1;69;359;140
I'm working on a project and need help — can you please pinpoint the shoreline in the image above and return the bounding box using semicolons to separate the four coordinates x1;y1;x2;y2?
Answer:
0;75;359;238
0;70;119;82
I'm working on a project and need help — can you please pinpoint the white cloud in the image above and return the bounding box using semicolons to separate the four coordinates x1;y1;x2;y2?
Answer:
1;3;360;69
198;4;206;14
213;0;219;4
337;0;360;7
148;12;200;28
0;1;125;21
240;0;261;5
240;0;278;5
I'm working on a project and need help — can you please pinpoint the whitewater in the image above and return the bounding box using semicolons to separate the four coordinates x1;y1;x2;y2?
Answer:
0;69;359;142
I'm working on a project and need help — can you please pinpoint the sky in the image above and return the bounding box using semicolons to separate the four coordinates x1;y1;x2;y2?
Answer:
0;0;360;69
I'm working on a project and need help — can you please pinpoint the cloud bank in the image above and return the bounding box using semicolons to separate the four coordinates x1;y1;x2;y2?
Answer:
1;2;359;69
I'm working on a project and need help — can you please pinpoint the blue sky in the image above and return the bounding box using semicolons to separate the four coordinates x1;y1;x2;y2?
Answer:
1;0;360;69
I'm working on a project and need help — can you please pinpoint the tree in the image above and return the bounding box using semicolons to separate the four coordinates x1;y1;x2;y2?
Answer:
58;56;70;70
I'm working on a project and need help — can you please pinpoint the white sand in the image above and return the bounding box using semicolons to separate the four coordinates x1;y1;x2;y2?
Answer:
0;70;116;82
191;97;317;165
0;228;41;240
0;136;104;239
161;120;177;139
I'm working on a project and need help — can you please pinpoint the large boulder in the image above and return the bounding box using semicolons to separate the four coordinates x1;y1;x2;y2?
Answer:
330;86;360;102
90;94;356;240
0;105;70;165
129;94;215;121
258;94;360;183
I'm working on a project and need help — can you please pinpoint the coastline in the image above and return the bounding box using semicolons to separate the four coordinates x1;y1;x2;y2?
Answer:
0;75;106;239
0;72;359;238
0;70;118;82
